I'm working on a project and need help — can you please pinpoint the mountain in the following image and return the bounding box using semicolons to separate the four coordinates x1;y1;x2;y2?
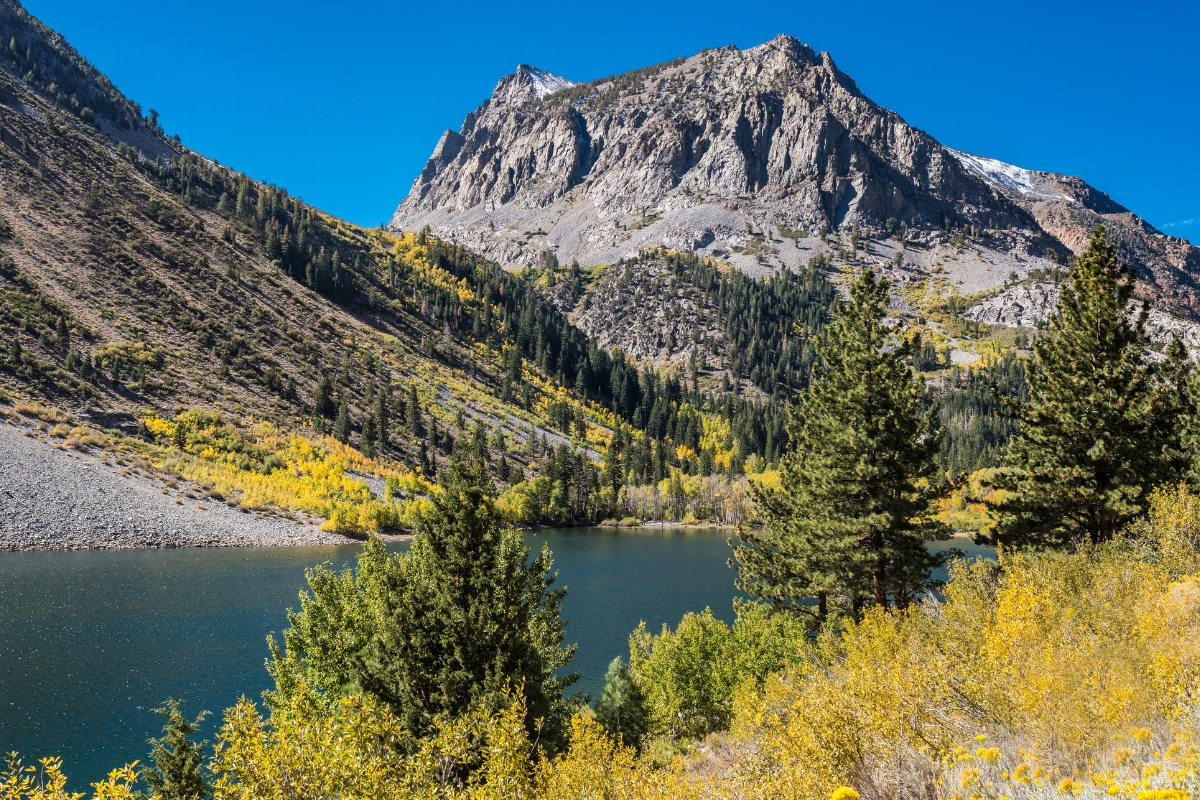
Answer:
1;2;827;540
391;35;1200;326
0;0;649;536
1;2;1188;543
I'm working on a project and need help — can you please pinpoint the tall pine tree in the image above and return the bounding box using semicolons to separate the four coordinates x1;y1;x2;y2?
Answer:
332;400;350;444
267;459;578;750
734;269;946;623
990;226;1185;547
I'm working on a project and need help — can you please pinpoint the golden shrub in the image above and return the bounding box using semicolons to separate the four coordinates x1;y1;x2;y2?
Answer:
0;755;140;800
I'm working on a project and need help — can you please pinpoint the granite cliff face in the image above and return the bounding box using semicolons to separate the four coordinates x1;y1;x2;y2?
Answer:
393;37;1049;271
391;35;1200;323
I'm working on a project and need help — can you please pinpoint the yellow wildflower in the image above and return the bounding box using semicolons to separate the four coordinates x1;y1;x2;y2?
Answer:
830;788;860;800
1136;791;1190;800
976;747;1002;764
1059;778;1084;796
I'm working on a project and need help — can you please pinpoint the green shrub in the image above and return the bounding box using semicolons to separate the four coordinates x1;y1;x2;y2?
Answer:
627;602;809;740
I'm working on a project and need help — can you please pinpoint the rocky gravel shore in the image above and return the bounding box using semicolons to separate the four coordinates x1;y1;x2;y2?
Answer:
0;422;355;551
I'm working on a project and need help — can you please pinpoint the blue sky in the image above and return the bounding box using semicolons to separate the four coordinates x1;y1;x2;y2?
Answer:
23;0;1200;240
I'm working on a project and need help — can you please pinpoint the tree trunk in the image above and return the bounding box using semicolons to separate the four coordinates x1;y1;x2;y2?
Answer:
871;527;888;609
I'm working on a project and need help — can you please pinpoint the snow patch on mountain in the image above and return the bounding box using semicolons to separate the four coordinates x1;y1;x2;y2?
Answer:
947;149;1073;204
516;64;575;98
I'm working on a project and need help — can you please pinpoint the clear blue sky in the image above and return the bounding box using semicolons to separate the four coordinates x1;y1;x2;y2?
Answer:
23;0;1200;240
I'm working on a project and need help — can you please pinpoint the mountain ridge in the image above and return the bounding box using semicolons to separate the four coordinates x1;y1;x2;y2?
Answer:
391;35;1200;323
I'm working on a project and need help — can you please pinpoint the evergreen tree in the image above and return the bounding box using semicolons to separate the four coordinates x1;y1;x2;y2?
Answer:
55;315;68;352
734;269;946;622
593;656;647;747
1156;337;1194;484
312;374;335;419
990;227;1182;547
332;400;350;444
418;440;433;477
267;460;578;750
361;413;378;457
373;389;390;453
408;385;424;438
235;181;252;220
142;699;210;800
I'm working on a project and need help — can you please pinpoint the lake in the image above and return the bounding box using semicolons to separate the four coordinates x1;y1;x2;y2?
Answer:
0;528;992;788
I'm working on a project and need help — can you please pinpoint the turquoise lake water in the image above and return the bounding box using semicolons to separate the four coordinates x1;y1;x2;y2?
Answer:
0;529;991;788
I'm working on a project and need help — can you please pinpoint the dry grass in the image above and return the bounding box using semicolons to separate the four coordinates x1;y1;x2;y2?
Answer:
13;402;72;424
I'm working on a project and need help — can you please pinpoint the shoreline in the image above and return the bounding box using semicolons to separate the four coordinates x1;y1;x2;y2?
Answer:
0;419;987;553
0;421;359;552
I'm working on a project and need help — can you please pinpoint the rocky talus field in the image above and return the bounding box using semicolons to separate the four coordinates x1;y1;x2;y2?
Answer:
0;421;350;551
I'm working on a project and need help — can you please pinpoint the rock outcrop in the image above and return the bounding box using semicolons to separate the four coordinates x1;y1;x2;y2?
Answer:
963;282;1059;329
964;281;1200;354
949;151;1200;318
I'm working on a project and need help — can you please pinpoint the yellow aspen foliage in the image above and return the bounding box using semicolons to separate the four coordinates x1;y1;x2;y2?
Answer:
140;411;432;534
1;756;140;800
211;686;537;800
727;670;861;800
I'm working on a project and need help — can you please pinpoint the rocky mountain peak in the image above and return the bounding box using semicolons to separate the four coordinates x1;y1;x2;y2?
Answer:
391;35;1200;322
491;64;576;107
742;33;819;72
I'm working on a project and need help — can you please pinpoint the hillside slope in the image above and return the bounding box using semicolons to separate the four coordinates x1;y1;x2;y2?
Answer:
0;0;648;536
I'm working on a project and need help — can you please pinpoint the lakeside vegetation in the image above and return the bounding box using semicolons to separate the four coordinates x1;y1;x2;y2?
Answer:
9;227;1200;800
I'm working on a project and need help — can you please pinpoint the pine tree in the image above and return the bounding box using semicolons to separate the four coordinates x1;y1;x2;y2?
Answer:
55;315;68;352
332;400;350;444
361;413;377;457
593;656;646;747
312;374;335;419
418;440;432;476
267;460;578;750
734;268;946;622
373;388;390;453
408;385;424;438
142;699;210;800
235;181;252;220
990;227;1181;547
1156;337;1194;483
